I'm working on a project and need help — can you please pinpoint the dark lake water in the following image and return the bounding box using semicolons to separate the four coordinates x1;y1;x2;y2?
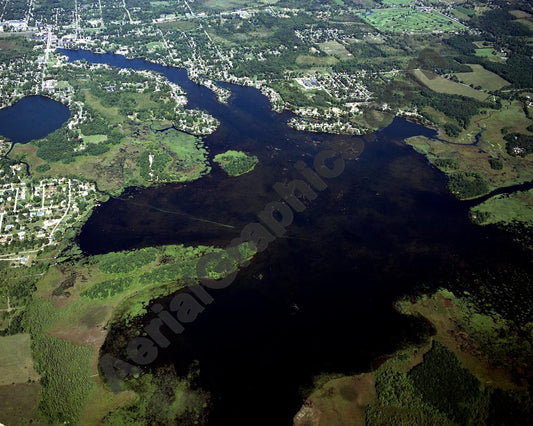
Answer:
0;95;70;144
62;50;532;425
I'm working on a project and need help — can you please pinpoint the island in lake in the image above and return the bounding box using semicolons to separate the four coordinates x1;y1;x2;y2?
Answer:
214;150;258;176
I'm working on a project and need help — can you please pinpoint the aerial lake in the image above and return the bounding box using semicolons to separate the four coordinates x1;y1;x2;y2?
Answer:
0;95;70;144
61;50;532;424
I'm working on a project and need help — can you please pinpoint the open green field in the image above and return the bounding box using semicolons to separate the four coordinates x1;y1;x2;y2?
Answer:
411;69;488;101
198;0;277;10
155;20;199;31
382;0;412;5
317;40;353;60
0;383;42;425
82;134;108;144
515;18;533;32
0;34;35;52
510;8;533;30
0;333;40;385
475;48;501;59
360;8;466;33
141;127;210;183
454;6;475;17
296;54;338;67
510;10;533;19
146;41;164;50
84;91;123;123
452;9;471;20
454;64;510;91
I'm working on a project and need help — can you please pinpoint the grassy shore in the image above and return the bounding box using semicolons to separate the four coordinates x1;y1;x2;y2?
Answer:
1;241;255;424
406;101;533;199
295;289;533;425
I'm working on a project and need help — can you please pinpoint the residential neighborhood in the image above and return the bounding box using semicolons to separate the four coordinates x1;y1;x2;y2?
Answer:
0;175;97;261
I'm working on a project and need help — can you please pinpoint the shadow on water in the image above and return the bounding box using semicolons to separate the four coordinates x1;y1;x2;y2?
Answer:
65;50;532;424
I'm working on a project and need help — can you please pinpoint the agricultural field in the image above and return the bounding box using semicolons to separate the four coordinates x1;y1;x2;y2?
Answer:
359;8;466;33
411;69;488;102
454;64;510;91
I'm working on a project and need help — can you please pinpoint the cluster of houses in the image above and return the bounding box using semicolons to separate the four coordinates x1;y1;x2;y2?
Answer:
0;20;28;32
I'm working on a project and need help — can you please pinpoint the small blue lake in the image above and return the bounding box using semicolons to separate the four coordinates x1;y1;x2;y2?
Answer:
0;95;70;144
